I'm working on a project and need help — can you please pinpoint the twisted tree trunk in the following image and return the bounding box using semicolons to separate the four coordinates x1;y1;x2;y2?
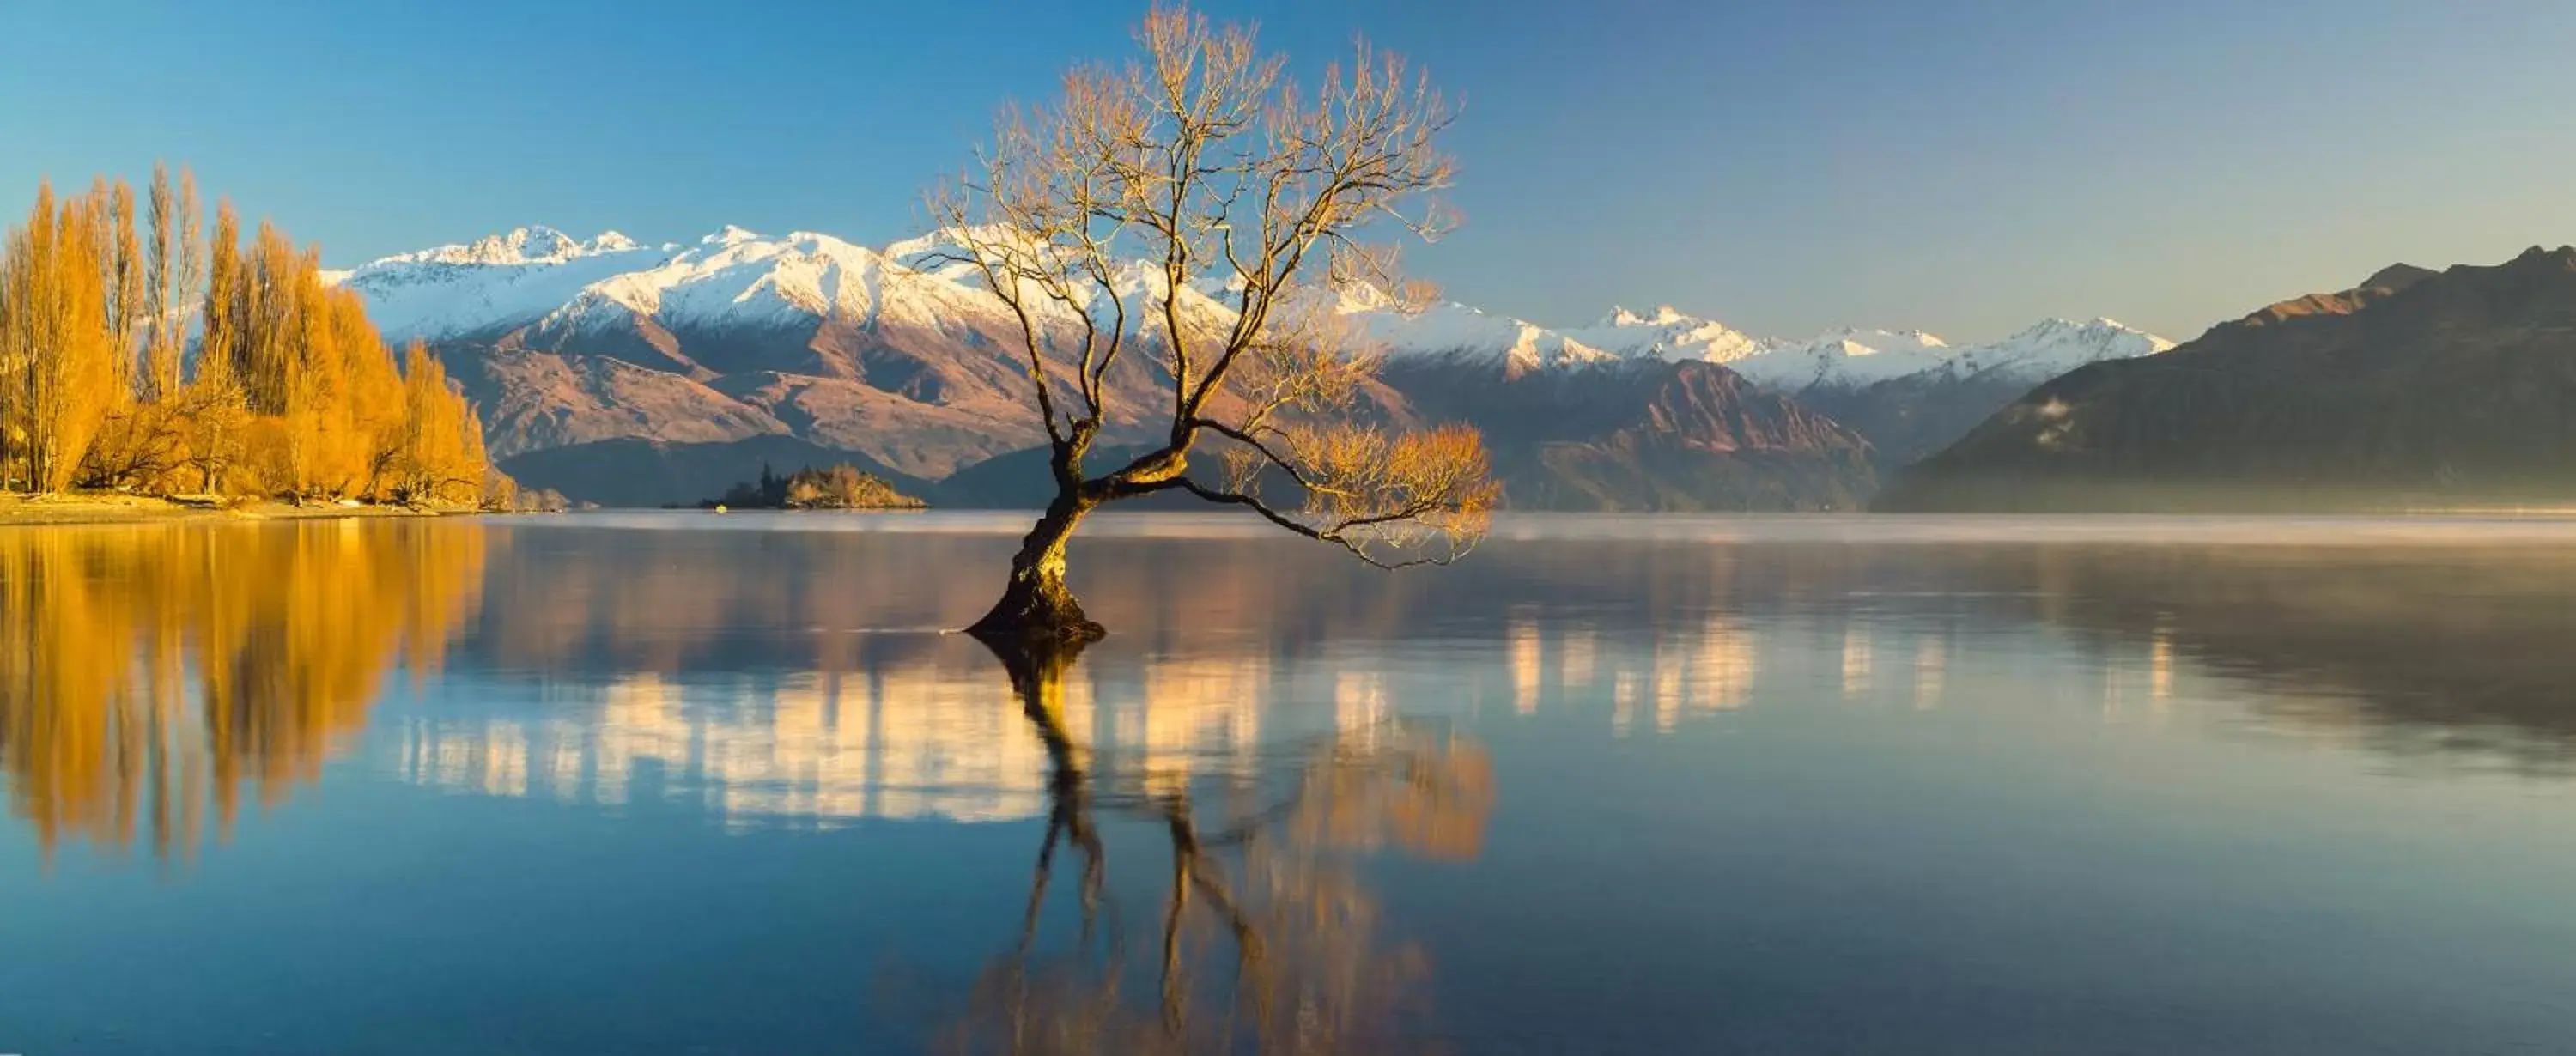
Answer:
968;439;1104;644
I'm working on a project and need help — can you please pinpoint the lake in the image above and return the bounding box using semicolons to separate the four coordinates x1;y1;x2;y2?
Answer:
4;512;2576;1054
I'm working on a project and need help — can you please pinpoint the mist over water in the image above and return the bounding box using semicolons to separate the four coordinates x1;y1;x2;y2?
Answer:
4;513;2576;1053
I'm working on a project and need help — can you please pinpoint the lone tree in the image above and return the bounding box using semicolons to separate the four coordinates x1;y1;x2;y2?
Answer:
932;4;1498;646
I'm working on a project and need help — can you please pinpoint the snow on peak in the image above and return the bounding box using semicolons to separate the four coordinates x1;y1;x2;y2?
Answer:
328;221;2167;390
1990;317;2166;351
495;226;574;261
1558;305;1765;364
1596;303;1696;329
1814;326;1949;351
1358;300;1621;369
1716;328;1953;391
1331;279;1400;313
416;226;575;265
1917;317;2172;383
333;223;1012;342
351;225;653;270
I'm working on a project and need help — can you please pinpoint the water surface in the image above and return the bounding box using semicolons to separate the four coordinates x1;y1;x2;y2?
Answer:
5;513;2576;1054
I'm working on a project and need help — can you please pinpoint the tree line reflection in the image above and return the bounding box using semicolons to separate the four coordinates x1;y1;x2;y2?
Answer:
11;519;2576;866
0;521;486;862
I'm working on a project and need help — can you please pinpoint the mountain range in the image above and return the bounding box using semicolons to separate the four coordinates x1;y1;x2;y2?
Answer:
1880;246;2576;512
328;224;2170;509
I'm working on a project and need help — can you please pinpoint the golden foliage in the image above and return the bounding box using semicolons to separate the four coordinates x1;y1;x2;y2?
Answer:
0;171;497;504
0;182;122;491
932;3;1492;592
0;521;488;863
1218;421;1498;567
392;339;486;504
141;162;203;404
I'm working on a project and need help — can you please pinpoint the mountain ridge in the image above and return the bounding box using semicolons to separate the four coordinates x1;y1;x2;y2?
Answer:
332;222;2170;394
1878;246;2576;511
331;222;2167;508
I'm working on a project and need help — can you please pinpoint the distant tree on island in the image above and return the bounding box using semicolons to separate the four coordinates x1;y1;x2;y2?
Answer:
704;463;925;510
0;165;504;507
478;470;572;513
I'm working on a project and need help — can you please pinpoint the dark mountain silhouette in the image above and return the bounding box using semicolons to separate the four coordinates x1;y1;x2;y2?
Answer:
1879;246;2576;512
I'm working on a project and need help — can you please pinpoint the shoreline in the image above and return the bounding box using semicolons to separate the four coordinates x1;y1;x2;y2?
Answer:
0;493;488;528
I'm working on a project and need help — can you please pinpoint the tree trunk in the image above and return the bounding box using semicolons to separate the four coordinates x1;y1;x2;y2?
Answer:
968;487;1103;645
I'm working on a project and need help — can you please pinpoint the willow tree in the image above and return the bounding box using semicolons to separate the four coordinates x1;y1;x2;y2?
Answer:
932;4;1497;645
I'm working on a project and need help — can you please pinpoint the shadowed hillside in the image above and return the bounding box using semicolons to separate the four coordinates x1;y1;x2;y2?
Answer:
1880;248;2576;511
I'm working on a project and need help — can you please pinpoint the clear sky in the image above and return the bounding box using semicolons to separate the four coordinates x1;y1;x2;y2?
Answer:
5;0;2574;343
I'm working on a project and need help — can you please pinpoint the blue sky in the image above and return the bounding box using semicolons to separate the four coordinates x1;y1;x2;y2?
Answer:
5;0;2574;342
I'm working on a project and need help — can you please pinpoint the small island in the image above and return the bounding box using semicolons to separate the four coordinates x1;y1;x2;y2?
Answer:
699;464;927;511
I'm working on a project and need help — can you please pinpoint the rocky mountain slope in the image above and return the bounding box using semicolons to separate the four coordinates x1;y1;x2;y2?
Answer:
333;224;2162;508
1376;357;1877;511
1878;248;2576;512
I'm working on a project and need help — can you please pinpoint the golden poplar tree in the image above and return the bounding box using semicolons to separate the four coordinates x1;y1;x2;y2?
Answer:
183;200;250;493
240;220;299;416
96;179;144;393
335;288;406;496
0;183;121;491
0;190;27;485
81;176;191;489
200;200;241;389
142;162;203;406
395;339;483;504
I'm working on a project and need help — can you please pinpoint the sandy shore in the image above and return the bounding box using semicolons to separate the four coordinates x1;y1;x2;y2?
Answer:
0;493;482;527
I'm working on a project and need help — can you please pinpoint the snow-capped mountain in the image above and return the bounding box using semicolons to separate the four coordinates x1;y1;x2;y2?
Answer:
341;225;950;339
338;223;1261;359
1347;300;1623;370
335;224;2168;391
1722;327;1956;390
1352;297;2165;393
1941;317;2178;379
1558;305;1771;364
328;223;2166;508
1781;319;2177;470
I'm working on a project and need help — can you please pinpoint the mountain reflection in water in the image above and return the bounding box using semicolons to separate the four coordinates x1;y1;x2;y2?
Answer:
13;515;2576;850
5;513;2576;1053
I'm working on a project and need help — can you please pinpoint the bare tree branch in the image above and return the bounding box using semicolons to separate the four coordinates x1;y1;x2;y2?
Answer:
933;4;1494;634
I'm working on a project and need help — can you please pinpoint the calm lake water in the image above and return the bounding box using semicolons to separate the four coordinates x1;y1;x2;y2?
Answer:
5;513;2576;1054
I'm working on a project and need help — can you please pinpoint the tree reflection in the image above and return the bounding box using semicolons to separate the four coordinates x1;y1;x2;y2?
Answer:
0;522;487;862
937;637;1492;1055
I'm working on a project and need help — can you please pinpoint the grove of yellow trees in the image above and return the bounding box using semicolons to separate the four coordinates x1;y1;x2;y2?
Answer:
0;166;495;505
